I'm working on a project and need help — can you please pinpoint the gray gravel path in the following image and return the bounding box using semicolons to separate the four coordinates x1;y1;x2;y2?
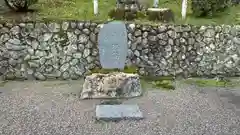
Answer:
0;80;240;135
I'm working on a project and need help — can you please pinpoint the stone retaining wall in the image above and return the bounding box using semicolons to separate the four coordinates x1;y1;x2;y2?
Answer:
0;22;240;80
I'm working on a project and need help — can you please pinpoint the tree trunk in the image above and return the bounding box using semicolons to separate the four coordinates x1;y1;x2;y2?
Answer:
93;0;98;15
181;0;187;20
153;0;159;8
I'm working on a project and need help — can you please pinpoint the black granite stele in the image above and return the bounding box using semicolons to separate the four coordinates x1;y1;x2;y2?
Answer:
95;104;143;121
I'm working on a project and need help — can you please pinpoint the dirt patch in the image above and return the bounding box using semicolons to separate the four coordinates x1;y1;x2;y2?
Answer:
0;10;38;22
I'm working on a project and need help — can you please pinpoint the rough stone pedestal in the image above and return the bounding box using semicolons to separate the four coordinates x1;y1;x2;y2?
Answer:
80;72;142;99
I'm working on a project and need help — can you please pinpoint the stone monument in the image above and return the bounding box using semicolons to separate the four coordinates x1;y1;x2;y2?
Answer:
80;21;143;99
98;21;128;69
80;21;143;121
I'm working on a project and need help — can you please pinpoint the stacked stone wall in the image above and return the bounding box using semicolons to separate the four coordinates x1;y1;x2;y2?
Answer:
0;22;239;80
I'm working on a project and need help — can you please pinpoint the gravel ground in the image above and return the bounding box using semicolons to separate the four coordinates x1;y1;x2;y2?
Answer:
0;80;240;135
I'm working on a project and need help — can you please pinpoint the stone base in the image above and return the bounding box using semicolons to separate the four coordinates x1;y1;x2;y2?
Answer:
80;72;142;99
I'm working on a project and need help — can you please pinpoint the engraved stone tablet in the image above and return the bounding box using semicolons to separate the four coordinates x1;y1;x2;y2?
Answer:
98;21;128;69
96;104;143;121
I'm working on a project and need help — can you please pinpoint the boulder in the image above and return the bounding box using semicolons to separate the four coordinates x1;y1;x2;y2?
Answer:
111;0;150;20
80;72;142;99
0;0;11;13
232;0;240;4
147;8;174;22
3;0;38;12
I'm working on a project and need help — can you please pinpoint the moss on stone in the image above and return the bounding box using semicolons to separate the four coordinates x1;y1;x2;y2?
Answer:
139;76;175;90
184;78;234;87
89;65;138;75
89;68;120;74
151;80;175;90
123;65;138;73
140;75;175;81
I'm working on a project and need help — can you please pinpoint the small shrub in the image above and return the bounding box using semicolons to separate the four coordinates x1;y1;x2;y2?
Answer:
108;8;138;21
136;11;147;19
4;0;38;11
108;8;125;20
191;0;231;17
125;11;138;20
136;0;151;11
232;0;240;4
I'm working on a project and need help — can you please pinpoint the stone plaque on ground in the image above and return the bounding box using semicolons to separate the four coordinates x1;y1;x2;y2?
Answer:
98;21;128;69
96;104;143;121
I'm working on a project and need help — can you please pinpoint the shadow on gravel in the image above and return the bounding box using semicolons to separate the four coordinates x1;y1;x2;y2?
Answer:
0;81;8;87
218;91;240;109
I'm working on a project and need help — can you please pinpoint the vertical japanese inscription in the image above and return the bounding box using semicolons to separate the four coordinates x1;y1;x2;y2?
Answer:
98;21;128;69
